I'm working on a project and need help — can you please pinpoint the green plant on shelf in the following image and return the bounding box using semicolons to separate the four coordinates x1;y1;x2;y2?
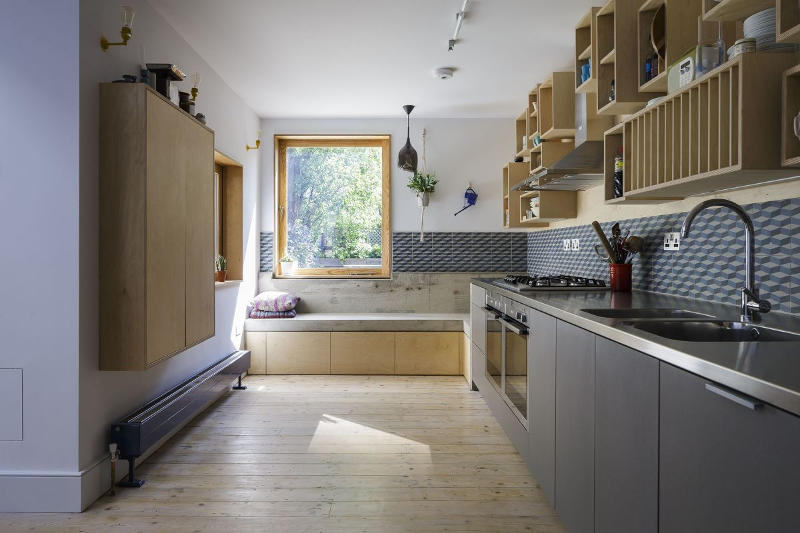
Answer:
215;254;227;272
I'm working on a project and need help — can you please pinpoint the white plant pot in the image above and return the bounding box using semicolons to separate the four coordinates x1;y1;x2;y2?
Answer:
417;192;430;207
280;261;296;275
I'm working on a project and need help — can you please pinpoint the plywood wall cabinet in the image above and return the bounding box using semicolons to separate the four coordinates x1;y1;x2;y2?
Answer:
515;111;529;159
701;0;773;22
782;64;800;167
99;83;215;370
539;72;576;139
596;0;653;115
778;0;800;43
575;7;601;94
519;190;578;224
606;53;798;201
503;162;547;229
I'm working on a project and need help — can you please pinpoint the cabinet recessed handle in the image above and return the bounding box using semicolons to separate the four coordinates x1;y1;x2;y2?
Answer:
705;383;763;410
499;317;528;336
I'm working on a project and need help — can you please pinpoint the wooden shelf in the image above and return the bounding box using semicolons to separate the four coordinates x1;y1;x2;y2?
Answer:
527;87;539;144
515;110;528;157
518;190;577;223
574;8;600;94
782;64;800;167
530;143;542;153
639;71;667;92
596;0;651;115
538;72;575;140
503;162;547;228
530;139;575;175
702;0;773;22
608;53;799;201
778;0;800;43
600;49;616;65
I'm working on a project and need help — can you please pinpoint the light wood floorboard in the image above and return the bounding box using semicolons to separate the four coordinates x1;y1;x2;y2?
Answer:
0;375;565;532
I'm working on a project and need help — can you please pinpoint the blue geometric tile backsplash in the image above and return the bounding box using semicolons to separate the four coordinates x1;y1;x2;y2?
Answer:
526;198;800;315
258;198;799;315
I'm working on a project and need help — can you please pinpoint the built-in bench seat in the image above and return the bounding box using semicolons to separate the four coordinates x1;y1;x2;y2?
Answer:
244;312;471;379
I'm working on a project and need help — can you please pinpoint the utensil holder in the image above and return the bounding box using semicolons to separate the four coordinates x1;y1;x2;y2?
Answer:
609;263;632;292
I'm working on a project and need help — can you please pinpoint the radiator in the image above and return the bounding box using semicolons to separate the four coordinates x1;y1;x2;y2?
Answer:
110;350;251;487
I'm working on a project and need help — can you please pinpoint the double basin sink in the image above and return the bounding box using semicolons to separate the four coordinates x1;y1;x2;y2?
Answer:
581;308;800;343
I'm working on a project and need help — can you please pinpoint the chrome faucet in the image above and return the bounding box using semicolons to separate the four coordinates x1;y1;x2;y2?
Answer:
680;199;771;323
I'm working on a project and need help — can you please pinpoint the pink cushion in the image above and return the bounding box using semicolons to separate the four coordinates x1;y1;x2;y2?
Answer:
249;291;300;312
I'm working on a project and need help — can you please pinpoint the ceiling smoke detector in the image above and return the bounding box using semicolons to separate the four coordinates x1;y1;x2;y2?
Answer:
434;67;455;80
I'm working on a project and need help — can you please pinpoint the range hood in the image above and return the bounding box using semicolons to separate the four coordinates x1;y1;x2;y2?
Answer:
512;140;604;191
512;92;613;192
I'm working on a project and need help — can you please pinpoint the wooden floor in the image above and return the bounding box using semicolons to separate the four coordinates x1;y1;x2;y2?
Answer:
0;376;565;532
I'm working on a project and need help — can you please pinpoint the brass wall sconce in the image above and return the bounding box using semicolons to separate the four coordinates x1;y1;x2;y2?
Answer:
190;73;201;102
101;5;135;51
246;131;262;151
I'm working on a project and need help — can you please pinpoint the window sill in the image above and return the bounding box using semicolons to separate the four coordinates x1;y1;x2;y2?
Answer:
215;280;243;289
272;274;391;280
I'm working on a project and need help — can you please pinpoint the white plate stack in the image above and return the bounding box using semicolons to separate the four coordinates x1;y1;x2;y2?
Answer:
744;8;799;53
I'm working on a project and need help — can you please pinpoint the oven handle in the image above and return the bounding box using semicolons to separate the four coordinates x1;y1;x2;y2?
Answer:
499;316;528;336
483;306;501;318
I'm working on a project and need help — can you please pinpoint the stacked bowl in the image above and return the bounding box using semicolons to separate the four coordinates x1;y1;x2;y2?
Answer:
743;8;798;53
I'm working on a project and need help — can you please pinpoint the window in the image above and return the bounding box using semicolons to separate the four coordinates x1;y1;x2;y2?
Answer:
275;135;391;278
213;151;244;281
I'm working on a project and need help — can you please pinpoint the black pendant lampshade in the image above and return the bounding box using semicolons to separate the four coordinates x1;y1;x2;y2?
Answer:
398;104;418;172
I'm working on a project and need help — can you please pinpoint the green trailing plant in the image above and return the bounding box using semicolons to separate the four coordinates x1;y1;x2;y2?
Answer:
406;171;438;194
215;254;227;272
280;255;295;263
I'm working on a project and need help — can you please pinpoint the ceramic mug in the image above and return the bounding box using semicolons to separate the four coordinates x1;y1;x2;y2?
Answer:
794;110;800;142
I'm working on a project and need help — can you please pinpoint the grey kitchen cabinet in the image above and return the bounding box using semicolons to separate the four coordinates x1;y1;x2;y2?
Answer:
469;303;486;358
528;309;557;505
555;320;596;533
594;337;658;533
660;362;800;533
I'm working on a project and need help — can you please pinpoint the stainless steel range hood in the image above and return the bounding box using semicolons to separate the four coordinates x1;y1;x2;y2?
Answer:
512;92;613;192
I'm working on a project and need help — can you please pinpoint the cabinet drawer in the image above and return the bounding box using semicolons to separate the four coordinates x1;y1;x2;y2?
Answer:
395;332;460;375
331;332;395;374
266;332;331;374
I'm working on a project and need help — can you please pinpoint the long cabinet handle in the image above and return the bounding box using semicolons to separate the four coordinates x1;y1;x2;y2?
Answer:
483;306;500;318
499;317;528;336
705;383;763;410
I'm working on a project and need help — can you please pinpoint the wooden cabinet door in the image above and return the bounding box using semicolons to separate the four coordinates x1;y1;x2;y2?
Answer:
660;363;800;533
555;320;595;533
184;121;215;346
145;92;186;365
528;309;557;505
395;332;460;375
595;338;658;533
331;332;395;374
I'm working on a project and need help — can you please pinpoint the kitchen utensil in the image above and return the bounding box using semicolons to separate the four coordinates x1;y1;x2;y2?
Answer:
594;244;611;263
592;221;617;262
622;236;644;263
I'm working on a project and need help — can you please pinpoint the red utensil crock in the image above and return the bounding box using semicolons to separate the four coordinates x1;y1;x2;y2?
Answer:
609;263;632;292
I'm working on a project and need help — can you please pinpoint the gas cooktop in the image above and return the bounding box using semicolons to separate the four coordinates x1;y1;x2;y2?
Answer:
492;274;609;292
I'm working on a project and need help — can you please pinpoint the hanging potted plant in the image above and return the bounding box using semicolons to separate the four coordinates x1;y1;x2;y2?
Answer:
280;255;297;275
215;254;227;283
407;171;438;207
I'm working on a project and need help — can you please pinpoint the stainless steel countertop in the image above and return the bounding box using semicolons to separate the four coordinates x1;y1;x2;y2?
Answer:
472;279;800;417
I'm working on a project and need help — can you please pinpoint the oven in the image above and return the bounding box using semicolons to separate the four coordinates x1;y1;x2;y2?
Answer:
484;291;530;427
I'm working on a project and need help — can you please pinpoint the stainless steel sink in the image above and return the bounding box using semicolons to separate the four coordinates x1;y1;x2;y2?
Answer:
582;308;713;320
627;320;800;342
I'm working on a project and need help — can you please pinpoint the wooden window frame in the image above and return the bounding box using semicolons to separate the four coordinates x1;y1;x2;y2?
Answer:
213;150;244;281
275;135;391;278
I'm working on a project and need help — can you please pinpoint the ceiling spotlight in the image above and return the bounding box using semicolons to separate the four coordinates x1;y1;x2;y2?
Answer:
434;67;455;80
448;0;470;51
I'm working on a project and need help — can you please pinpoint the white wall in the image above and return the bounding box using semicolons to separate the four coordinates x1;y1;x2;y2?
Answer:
77;0;261;508
260;117;515;234
0;0;83;511
1;0;259;512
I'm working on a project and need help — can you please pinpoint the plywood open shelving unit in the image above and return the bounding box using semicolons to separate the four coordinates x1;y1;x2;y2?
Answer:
529;139;576;176
782;64;800;167
518;190;578;224
605;53;798;201
515;110;529;160
778;0;800;43
701;0;773;22
596;0;654;115
637;0;704;94
503;162;547;229
528;85;540;146
575;7;601;93
539;73;576;139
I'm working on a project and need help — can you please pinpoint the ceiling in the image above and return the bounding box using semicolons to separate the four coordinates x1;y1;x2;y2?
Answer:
151;0;595;118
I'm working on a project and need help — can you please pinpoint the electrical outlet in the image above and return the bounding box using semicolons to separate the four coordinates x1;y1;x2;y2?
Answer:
571;238;580;251
664;232;680;250
563;239;571;251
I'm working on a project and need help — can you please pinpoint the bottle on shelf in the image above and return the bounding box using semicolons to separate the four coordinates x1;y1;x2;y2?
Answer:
613;148;624;198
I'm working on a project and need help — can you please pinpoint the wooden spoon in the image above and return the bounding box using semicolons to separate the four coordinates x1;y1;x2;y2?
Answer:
592;221;617;262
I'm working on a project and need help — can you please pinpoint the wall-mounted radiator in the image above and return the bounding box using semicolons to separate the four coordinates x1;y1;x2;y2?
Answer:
110;350;251;487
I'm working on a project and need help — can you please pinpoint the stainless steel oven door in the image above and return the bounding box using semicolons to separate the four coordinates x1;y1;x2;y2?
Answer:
484;307;503;391
500;316;529;426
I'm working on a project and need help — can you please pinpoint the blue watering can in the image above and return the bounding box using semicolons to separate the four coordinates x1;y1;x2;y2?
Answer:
454;186;478;216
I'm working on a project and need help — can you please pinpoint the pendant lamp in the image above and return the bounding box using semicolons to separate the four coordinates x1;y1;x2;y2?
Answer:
398;104;418;172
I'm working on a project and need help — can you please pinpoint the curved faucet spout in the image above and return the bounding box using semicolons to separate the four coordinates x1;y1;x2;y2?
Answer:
680;199;764;322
